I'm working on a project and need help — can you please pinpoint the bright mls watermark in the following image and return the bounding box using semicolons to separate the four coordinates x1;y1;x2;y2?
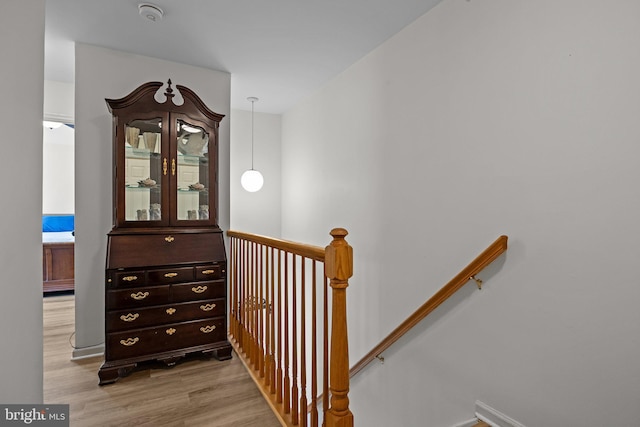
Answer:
0;405;69;426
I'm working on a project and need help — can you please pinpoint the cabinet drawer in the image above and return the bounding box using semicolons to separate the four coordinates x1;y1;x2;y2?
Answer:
107;232;225;269
110;270;146;288
163;318;226;352
195;264;225;280
106;285;170;309
105;317;226;360
148;267;194;284
106;326;170;360
106;298;225;332
172;280;225;302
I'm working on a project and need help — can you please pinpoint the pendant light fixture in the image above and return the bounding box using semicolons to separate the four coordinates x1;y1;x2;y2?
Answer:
241;97;264;192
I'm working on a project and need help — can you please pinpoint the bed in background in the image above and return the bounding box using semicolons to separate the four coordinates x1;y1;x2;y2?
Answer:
42;214;74;293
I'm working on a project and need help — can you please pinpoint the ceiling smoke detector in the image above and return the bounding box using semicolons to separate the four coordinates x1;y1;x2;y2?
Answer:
138;3;164;22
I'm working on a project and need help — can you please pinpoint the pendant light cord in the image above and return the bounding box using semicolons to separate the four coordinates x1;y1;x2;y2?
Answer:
251;99;255;170
247;96;258;170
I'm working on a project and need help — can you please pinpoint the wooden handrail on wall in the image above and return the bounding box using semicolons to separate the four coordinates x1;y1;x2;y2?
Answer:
349;235;508;377
227;229;354;427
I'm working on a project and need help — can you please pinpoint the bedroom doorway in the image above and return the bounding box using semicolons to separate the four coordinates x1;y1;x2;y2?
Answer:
42;120;75;295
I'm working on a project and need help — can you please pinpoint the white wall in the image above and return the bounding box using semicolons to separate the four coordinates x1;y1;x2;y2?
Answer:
0;0;45;403
281;0;640;426
230;109;281;237
44;80;74;123
73;44;231;357
43;124;74;214
43;80;75;214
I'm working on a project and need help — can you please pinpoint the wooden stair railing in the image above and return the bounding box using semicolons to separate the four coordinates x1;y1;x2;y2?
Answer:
227;228;353;427
350;235;508;377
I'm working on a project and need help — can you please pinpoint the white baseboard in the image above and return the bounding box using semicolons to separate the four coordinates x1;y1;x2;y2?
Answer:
475;400;526;427
71;344;104;361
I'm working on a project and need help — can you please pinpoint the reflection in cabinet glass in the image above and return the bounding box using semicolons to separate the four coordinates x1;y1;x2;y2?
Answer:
100;80;230;385
176;119;210;221
125;118;162;222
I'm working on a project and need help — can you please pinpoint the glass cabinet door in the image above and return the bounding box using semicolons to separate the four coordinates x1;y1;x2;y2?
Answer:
174;119;211;223
124;118;163;222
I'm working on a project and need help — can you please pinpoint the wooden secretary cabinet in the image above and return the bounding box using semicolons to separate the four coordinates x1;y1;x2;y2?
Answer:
99;80;231;385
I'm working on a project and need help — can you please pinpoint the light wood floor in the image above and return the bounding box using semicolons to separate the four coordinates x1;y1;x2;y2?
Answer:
43;294;281;427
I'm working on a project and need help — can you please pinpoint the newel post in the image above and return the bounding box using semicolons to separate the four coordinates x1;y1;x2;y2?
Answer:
325;228;354;427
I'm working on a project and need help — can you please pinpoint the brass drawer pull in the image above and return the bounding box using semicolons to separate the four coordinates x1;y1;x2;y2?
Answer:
122;276;138;282
131;291;149;300
120;337;139;346
163;157;168;176
171;158;176;176
200;303;216;311
166;308;176;315
120;313;139;322
192;285;208;294
200;325;216;334
202;269;216;275
165;236;175;243
166;328;176;335
164;272;178;278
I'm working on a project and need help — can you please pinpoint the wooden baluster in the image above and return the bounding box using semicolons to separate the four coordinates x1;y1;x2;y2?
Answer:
233;239;242;344
230;237;237;341
259;243;265;378
292;255;299;424
269;246;277;394
236;238;242;345
300;258;308;427
264;246;271;387
228;238;232;337
247;240;253;360
240;239;247;351
322;274;329;427
256;243;261;365
254;241;260;370
310;261;319;427
284;253;291;414
276;249;284;404
251;242;256;367
325;228;353;427
244;240;248;347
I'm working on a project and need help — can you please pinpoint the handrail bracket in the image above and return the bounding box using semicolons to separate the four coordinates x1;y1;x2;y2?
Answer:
470;275;483;290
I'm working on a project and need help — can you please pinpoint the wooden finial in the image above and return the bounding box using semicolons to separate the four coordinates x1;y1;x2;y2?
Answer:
164;79;174;101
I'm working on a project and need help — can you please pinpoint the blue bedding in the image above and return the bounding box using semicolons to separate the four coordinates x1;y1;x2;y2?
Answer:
42;215;74;232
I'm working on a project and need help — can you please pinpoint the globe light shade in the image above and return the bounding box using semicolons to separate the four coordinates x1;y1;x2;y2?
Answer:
241;169;264;192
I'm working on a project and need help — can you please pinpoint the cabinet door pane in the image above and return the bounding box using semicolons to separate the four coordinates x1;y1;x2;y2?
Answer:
125;119;162;222
176;120;210;221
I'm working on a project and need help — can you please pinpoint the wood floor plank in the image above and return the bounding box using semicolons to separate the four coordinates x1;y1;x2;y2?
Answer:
44;294;281;427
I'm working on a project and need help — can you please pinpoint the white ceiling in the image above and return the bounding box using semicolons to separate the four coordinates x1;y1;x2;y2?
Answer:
45;0;443;114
